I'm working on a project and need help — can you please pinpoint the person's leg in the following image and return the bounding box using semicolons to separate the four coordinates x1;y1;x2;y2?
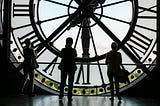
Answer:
20;71;28;95
59;70;67;99
108;71;114;100
115;75;121;100
68;71;75;100
29;70;35;95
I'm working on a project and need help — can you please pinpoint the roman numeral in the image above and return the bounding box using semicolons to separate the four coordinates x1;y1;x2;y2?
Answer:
126;30;153;59
75;62;105;85
12;23;32;30
138;6;156;14
136;5;157;32
13;3;30;17
18;30;41;49
75;63;90;84
42;56;58;75
138;16;156;19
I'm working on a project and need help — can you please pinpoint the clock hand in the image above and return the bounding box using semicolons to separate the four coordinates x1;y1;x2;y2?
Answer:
74;0;99;5
95;0;130;9
36;7;81;53
88;9;150;74
74;0;82;5
36;0;101;53
44;0;77;9
81;19;90;58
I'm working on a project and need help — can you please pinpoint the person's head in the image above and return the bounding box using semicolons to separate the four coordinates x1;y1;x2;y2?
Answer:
111;42;118;51
66;37;73;47
24;38;31;47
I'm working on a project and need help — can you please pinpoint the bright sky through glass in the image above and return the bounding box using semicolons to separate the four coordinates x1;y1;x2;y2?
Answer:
38;0;132;57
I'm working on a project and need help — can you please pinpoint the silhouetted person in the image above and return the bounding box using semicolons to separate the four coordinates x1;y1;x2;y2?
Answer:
20;39;38;96
105;42;122;101
58;37;77;101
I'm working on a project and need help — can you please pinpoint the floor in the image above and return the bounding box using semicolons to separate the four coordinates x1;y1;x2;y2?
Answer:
0;94;160;106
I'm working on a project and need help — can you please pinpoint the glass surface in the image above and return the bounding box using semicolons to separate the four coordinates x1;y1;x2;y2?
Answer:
10;0;157;95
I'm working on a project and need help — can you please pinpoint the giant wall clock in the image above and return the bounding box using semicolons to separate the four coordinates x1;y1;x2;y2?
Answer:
8;0;157;95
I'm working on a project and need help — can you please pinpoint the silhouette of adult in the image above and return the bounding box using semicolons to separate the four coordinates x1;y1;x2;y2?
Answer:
20;38;38;96
58;37;77;101
105;42;122;101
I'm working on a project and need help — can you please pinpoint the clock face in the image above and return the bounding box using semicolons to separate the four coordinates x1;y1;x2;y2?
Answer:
10;0;157;95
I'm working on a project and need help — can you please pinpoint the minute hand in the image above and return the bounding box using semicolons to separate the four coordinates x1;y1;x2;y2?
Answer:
88;11;149;74
36;7;81;53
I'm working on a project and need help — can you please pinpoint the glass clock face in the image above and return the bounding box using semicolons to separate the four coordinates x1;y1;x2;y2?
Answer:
10;0;157;95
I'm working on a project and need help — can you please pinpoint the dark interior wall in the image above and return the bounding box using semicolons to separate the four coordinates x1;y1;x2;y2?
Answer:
0;62;49;96
121;67;160;97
